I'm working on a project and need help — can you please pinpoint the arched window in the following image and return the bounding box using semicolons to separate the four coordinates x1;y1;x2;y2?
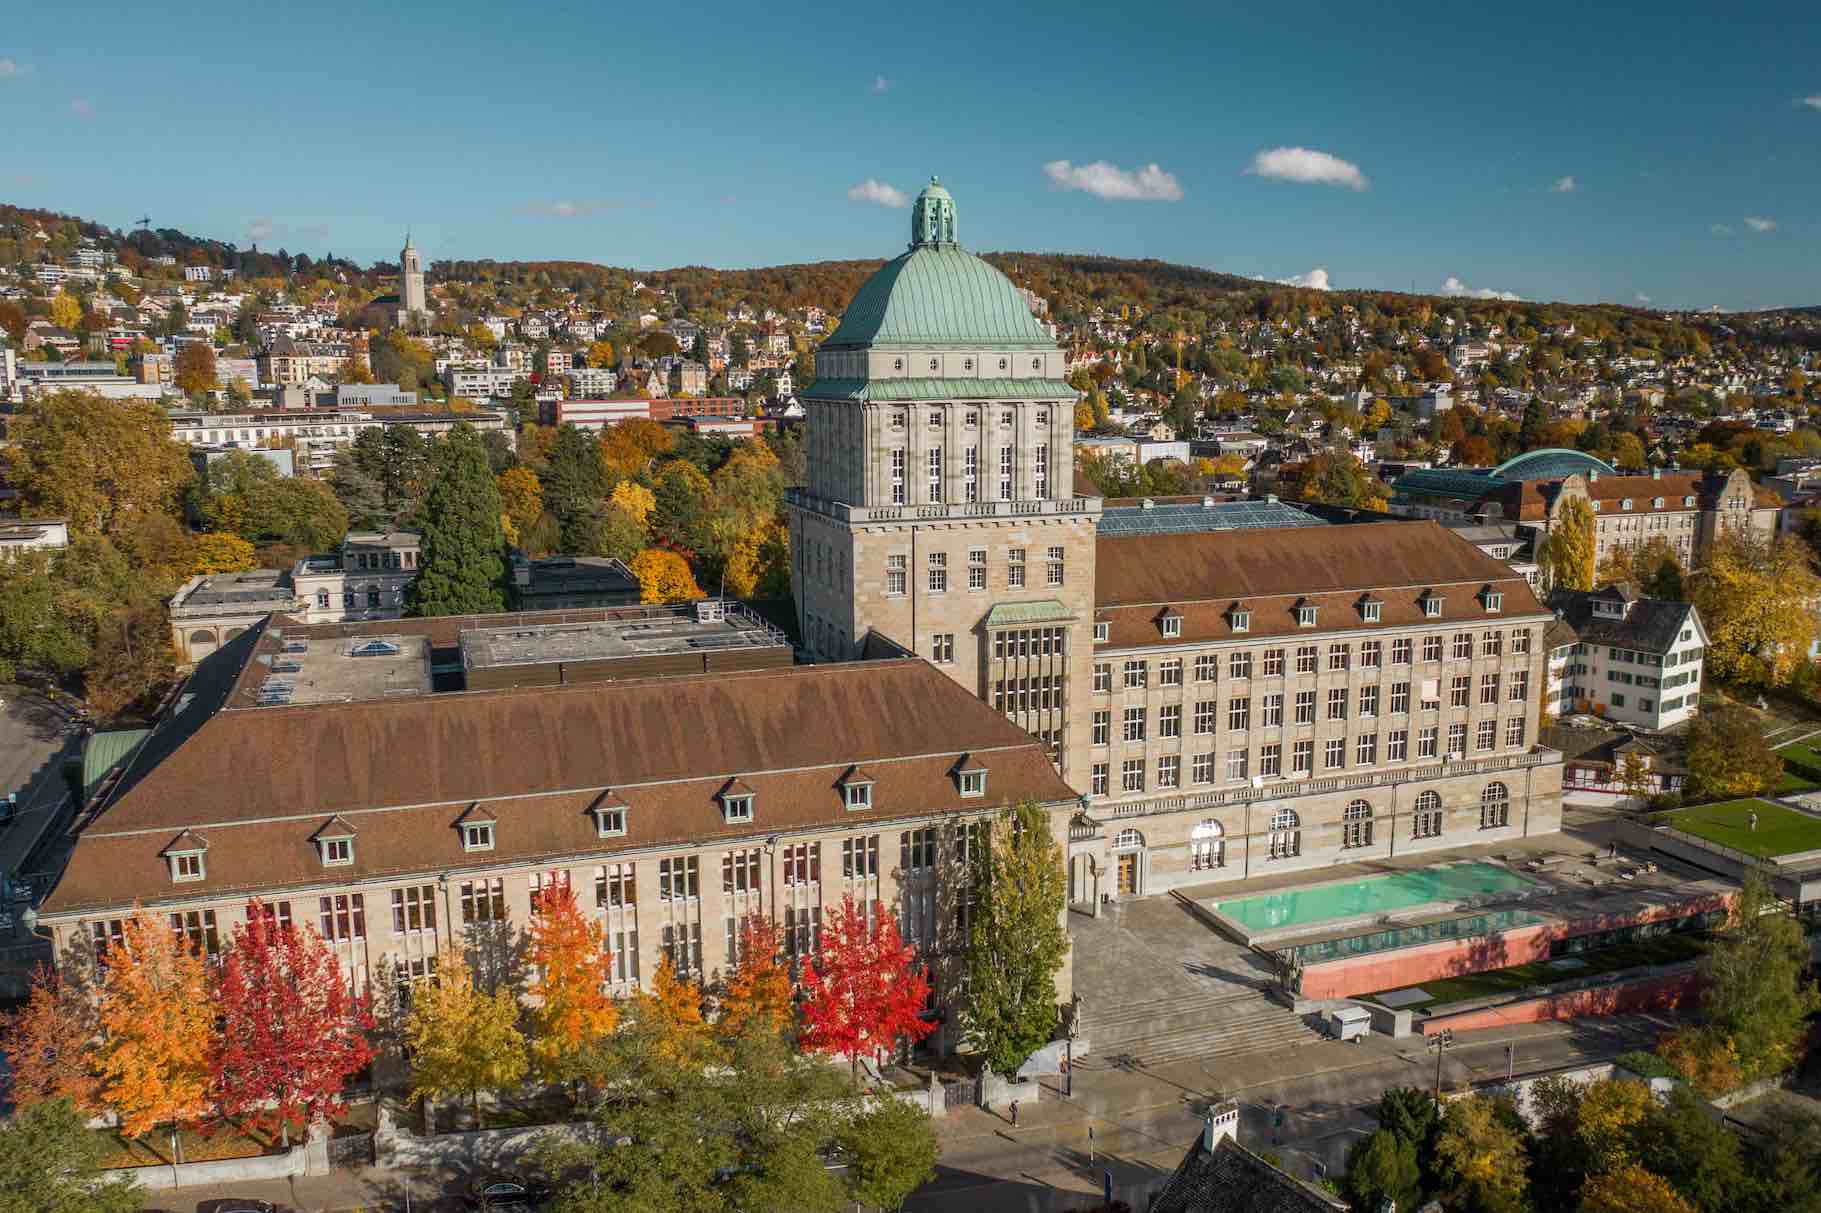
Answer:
1481;782;1510;829
1191;819;1225;871
1342;800;1373;849
188;628;215;645
1268;809;1300;860
1114;828;1144;850
1413;790;1443;839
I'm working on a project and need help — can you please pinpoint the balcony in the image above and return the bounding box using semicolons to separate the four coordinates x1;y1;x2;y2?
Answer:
785;488;1099;527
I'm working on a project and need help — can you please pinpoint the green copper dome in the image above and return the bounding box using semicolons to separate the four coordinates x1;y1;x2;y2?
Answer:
823;179;1054;351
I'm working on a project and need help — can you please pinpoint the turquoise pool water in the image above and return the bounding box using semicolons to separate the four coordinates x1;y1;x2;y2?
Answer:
1213;862;1538;933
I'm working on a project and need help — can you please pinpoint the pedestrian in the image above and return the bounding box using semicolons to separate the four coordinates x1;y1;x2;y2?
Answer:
1087;1124;1096;1164
1749;811;1758;833
1009;1099;1019;1128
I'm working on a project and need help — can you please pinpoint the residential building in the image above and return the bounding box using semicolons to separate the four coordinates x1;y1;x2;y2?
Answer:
290;532;422;623
260;338;359;386
1545;584;1707;731
169;569;298;661
565;367;618;397
541;398;653;430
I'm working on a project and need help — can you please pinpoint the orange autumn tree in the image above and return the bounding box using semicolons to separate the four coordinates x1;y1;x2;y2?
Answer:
1;963;102;1112
635;955;710;1064
526;880;619;1087
799;895;934;1085
97;910;215;1150
719;916;792;1040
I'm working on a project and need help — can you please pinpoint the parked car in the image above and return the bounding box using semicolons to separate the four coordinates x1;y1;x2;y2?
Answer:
198;1200;281;1213
464;1174;552;1210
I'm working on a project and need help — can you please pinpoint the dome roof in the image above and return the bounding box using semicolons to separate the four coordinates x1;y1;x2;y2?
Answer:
823;178;1054;351
1489;448;1616;481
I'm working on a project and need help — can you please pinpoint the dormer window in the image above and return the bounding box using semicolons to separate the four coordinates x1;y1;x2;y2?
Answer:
1360;598;1383;623
1421;593;1443;618
1682;495;1694;506
592;792;629;838
1228;603;1251;633
1094;622;1110;643
162;829;209;883
172;851;205;881
1161;612;1183;638
462;822;494;852
321;837;353;866
720;778;757;824
1295;603;1318;628
1481;587;1504;613
1653;497;1664;509
954;755;988;798
1621;498;1633;510
1591;501;1602;512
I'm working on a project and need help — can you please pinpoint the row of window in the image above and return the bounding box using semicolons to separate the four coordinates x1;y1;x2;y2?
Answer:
1091;676;1530;740
886;442;1051;505
888;546;1066;595
1093;631;1533;685
1088;718;1529;794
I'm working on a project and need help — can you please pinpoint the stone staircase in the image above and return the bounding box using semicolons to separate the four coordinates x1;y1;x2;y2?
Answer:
1087;984;1321;1069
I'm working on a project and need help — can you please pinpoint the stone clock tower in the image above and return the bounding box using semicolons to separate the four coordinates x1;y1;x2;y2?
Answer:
787;179;1100;776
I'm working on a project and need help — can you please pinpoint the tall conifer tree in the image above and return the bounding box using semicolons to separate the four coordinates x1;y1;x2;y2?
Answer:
407;424;506;616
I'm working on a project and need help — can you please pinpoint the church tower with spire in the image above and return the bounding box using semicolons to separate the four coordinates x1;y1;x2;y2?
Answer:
399;233;426;318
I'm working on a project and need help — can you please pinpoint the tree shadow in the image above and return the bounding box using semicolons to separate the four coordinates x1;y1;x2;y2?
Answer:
463;917;528;999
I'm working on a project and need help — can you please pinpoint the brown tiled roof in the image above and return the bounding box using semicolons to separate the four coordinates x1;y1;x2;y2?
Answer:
44;659;1076;916
1094;521;1545;647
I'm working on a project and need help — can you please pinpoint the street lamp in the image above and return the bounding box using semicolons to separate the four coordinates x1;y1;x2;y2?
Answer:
1428;1029;1455;1105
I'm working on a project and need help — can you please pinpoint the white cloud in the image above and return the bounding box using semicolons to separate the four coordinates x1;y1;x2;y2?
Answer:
1634;293;1652;305
1800;95;1821;110
1549;175;1577;193
1440;275;1520;302
0;58;25;79
1042;160;1184;201
1245;146;1368;191
873;75;891;93
1278;267;1332;291
522;200;617;218
1745;216;1776;232
1711;223;1734;237
246;219;276;242
69;98;91;117
847;179;909;208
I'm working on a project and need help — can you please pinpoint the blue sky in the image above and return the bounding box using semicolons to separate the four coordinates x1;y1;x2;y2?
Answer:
4;0;1817;310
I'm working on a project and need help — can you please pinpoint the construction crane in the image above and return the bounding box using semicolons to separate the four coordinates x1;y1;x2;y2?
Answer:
134;215;150;230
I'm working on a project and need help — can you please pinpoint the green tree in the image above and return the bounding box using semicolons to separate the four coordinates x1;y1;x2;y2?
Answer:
407;424;506;616
1294;450;1388;510
1632;1084;1744;1213
1434;1094;1530;1213
1698;872;1821;1081
1543;495;1597;591
541;424;606;546
960;802;1069;1077
195;451;348;551
85;598;176;717
1373;1086;1443;1193
1689;529;1821;686
0;1098;140;1213
3;390;194;540
1684;705;1782;800
837;1097;939;1213
1344;1129;1422;1213
0;553;91;682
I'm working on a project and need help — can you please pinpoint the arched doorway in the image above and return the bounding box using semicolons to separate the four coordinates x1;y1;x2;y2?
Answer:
1112;827;1145;896
187;628;217;660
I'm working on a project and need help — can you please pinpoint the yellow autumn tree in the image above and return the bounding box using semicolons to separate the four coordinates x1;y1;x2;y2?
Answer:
526;882;618;1088
599;418;674;480
1689;528;1820;685
1579;1164;1697;1213
1656;1027;1743;1098
1575;1078;1654;1175
403;947;527;1127
585;339;616;368
1073;400;1095;431
1434;1094;1530;1213
721;519;789;599
49;290;83;330
496;466;544;539
96;909;215;1145
636;955;711;1064
718;917;792;1040
190;532;257;575
608;479;656;526
1543;496;1596;591
630;548;702;603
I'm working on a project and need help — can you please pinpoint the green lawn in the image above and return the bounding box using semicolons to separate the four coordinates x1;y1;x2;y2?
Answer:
1776;741;1821;794
1667;797;1821;858
1372;933;1707;1011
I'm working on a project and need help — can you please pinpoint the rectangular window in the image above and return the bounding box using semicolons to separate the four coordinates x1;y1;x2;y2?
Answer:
1447;722;1468;757
461;822;494;852
1225;749;1249;782
1193;700;1217;734
927;551;947;593
1509;671;1529;702
1476;719;1497;752
964;446;979;503
1325;738;1346;770
1292;739;1314;774
1295;645;1318;674
172;852;204;881
170;909;221;959
1228;697;1251;732
1450;676;1470;708
460;878;505;923
891;448;906;505
1094;662;1112;692
1091;762;1109;796
1512;629;1532;655
1092;710;1111;745
319;893;366;942
1035;445;1049;498
1262;648;1284;677
1482;631;1502;658
391;885;437;933
1294;690;1316;724
1480;674;1500;705
1506;716;1526;747
1359;685;1379;717
927;446;943;501
1361;640;1382;669
885;554;906;596
1195;654;1218;682
1392;638;1413;664
1327;687;1348;720
783;906;820;962
1260;743;1282;776
1192;751;1216;784
1159;704;1182;738
1046;544;1064;587
1156;755;1180;788
596;861;637;907
1123;706;1146;743
932;633;954;663
1453;632;1473;660
658;856;700;900
1124;660;1147;689
1159;658;1184;686
900;828;937;872
1327;644;1350;672
1418;726;1439;759
1423;635;1443;662
1357;733;1378;765
722;847;764;894
842;835;880;879
1387;729;1408;762
1120;759;1145;793
968;548;986;591
1391;682;1410;713
1008;547;1025;588
1230;652;1253;680
999;446;1013;500
1261;693;1283;727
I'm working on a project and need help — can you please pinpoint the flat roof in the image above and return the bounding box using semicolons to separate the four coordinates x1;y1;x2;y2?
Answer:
461;606;788;671
176;569;296;610
1097;498;1327;537
248;632;433;706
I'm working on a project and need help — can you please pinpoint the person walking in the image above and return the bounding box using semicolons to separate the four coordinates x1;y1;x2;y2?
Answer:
1009;1099;1020;1128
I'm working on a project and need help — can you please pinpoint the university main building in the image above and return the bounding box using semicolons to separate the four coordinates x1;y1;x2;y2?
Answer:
40;182;1563;1020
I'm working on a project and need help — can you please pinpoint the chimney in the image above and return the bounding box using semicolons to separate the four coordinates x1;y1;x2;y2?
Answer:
1203;1100;1240;1151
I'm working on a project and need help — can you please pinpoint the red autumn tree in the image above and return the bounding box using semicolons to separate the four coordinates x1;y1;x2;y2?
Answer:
526;880;619;1087
1;963;102;1112
212;900;374;1145
798;896;934;1084
718;915;792;1041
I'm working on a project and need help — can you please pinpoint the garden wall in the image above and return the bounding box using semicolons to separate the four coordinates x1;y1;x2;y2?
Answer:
127;1145;306;1191
1417;970;1699;1035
